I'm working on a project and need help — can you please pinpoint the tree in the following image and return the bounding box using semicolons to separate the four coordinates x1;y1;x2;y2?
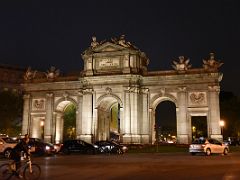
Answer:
63;104;76;140
0;90;23;136
220;91;240;138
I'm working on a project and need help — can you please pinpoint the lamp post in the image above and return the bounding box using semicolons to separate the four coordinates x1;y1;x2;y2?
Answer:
220;120;225;139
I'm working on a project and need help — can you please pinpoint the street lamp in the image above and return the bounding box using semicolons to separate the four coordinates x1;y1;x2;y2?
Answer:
220;120;225;138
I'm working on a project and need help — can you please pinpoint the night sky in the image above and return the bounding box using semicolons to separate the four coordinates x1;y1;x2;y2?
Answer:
0;0;240;96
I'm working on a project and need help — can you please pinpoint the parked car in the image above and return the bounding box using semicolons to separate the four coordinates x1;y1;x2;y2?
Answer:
189;137;229;156
0;137;18;158
28;138;56;156
226;137;240;146
60;139;97;154
94;140;128;154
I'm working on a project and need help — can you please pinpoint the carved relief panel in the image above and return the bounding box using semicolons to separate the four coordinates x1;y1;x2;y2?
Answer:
188;92;207;106
32;98;46;111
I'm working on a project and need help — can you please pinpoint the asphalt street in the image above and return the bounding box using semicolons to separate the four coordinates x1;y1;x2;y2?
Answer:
1;152;239;180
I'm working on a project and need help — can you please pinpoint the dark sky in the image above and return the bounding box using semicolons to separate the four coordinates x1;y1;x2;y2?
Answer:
0;0;240;95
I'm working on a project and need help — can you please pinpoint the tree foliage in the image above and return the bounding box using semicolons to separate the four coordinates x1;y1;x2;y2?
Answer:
63;104;76;140
220;91;240;138
0;90;23;136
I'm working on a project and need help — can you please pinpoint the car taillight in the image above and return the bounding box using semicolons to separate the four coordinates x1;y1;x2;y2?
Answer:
201;144;206;148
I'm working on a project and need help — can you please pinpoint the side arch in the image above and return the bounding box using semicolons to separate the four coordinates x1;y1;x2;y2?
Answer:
96;93;123;108
54;96;78;111
150;93;178;111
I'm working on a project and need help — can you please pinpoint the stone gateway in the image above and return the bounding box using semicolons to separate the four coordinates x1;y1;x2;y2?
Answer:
21;35;223;144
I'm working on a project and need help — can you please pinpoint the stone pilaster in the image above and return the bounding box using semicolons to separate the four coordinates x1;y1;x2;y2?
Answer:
208;85;222;140
141;88;149;143
55;113;63;143
79;89;93;143
76;91;83;139
44;93;53;142
177;87;189;144
122;88;131;142
22;94;31;135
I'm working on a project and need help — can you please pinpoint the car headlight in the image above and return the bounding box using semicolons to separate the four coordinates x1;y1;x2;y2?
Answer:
45;146;50;150
122;146;128;150
93;145;98;148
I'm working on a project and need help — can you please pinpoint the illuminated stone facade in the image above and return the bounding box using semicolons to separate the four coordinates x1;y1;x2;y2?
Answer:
21;36;223;144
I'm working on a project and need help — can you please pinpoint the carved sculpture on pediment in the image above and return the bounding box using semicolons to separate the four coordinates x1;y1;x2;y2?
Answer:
172;56;192;72
90;36;99;48
111;35;139;50
45;66;60;80
203;53;223;71
24;67;37;81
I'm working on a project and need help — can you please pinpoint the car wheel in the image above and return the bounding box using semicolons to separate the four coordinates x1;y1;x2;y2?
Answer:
206;148;211;156
62;148;70;154
86;149;94;155
191;152;196;156
4;149;12;158
223;148;228;155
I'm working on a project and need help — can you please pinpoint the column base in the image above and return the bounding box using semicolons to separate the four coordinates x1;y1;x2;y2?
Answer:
44;135;52;143
122;134;141;144
77;134;93;143
177;134;190;144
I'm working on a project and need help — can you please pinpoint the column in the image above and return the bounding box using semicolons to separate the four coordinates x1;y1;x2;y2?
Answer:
177;87;189;144
22;94;30;135
44;93;53;142
208;86;222;140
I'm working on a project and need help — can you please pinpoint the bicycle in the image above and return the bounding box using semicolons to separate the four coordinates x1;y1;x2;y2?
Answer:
0;155;41;180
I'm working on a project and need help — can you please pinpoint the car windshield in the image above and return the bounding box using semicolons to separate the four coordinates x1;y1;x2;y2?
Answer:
192;138;206;144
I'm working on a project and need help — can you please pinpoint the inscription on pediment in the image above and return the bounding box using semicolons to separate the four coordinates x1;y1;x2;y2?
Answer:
96;57;120;69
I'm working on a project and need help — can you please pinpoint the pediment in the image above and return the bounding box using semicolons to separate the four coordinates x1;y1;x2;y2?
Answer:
93;42;126;52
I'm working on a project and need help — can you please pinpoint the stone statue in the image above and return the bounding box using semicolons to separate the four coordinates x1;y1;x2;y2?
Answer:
172;56;192;71
111;35;138;49
203;53;223;71
90;36;99;48
45;66;60;80
24;67;37;80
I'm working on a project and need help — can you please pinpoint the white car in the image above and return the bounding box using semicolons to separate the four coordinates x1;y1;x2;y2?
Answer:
0;137;18;158
189;138;229;156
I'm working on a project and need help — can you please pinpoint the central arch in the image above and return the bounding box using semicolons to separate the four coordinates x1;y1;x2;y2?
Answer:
96;95;122;142
150;94;178;143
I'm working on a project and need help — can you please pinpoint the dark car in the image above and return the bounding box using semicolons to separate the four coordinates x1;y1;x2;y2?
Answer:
60;139;97;154
94;140;128;154
226;137;240;146
28;138;56;156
